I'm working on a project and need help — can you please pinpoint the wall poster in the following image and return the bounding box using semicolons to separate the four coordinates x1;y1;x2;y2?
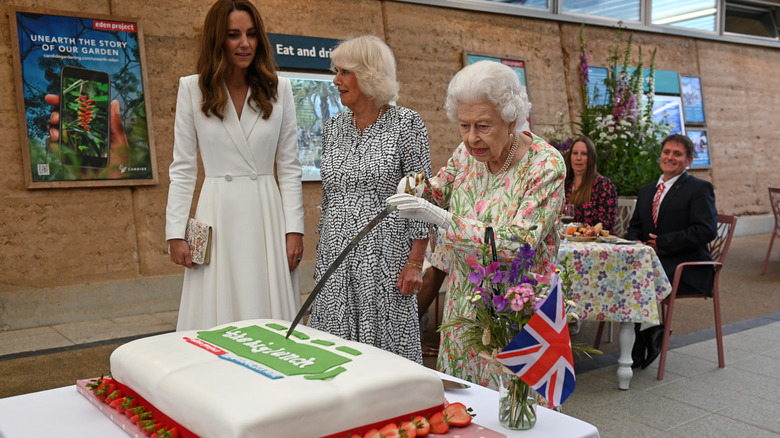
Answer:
680;75;706;125
10;7;157;189
278;71;346;182
687;128;711;169
651;94;686;136
464;52;532;131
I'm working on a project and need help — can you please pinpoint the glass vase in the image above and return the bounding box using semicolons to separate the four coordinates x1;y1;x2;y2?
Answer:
498;372;537;430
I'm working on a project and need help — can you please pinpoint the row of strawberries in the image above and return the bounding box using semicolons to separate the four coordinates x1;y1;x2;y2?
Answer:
353;402;475;438
87;376;180;438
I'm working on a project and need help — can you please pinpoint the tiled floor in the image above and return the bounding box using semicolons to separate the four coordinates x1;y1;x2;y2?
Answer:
0;311;177;358
566;315;780;437
2;311;780;437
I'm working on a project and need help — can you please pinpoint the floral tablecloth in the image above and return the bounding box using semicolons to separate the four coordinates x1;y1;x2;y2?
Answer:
558;241;671;324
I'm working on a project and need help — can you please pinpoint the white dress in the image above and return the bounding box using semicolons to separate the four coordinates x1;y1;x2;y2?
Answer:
166;75;304;331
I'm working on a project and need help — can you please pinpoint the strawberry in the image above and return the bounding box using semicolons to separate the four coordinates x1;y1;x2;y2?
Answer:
444;402;474;427
138;419;158;436
117;396;137;411
399;421;418;438
109;396;126;409
428;412;449;434
410;415;430;437
152;427;180;438
86;376;108;391
378;423;401;438
126;406;146;418
363;429;381;438
106;389;124;402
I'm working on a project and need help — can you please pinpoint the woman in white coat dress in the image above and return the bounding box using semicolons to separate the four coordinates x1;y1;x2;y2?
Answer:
166;0;304;331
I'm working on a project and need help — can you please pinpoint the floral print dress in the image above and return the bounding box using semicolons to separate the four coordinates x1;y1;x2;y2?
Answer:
565;174;618;231
428;132;566;389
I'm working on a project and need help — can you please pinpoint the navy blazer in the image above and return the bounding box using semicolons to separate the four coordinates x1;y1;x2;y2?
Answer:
625;172;718;296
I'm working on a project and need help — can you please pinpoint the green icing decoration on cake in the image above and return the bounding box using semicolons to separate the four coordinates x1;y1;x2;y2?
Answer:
304;366;347;380
311;339;335;346
291;331;309;340
336;346;362;356
197;325;350;376
265;323;287;331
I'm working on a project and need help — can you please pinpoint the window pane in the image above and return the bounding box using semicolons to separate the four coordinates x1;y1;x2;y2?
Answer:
484;0;549;8
652;0;717;31
725;2;779;39
562;0;640;21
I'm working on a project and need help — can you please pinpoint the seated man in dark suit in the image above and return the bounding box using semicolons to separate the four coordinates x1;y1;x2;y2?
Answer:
625;133;718;368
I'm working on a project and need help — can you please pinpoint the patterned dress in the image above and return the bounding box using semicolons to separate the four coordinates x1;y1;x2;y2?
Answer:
429;132;566;389
565;174;618;232
310;106;431;364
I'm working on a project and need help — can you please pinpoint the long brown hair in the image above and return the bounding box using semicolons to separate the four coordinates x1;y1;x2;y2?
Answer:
197;0;278;120
565;136;598;206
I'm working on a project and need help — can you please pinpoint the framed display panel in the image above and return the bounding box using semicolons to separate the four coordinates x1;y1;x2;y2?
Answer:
278;71;347;182
651;94;686;136
464;51;532;131
687;128;711;169
587;66;609;106
10;7;157;189
680;75;706;125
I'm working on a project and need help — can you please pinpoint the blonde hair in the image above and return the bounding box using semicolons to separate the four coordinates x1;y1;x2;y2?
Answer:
331;35;399;106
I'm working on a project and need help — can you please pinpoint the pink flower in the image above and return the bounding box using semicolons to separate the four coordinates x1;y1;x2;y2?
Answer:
475;199;486;214
508;283;535;311
465;253;478;268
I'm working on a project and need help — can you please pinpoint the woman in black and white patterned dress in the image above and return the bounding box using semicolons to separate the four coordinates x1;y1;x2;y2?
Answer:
309;35;431;363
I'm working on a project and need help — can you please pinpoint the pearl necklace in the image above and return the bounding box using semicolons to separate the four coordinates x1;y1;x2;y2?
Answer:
352;105;387;137
494;133;520;174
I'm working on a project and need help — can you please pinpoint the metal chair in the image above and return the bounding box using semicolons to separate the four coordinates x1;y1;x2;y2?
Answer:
613;197;637;238
761;187;780;275
656;214;738;380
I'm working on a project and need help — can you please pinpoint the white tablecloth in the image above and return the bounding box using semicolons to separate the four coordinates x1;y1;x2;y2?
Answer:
0;375;599;438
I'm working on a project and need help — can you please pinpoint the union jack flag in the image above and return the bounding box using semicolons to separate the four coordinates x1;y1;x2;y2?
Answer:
496;274;576;408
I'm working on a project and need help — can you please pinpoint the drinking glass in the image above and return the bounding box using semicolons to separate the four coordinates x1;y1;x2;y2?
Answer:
561;204;575;225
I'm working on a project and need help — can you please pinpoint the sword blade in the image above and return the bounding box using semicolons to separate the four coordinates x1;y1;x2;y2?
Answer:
285;205;397;338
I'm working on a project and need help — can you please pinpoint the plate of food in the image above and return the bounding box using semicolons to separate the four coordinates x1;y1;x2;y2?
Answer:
564;222;610;241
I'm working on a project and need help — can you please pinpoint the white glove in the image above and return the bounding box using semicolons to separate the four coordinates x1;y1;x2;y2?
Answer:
396;175;425;196
387;193;452;229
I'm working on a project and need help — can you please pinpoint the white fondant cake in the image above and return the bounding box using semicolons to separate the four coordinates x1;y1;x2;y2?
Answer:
109;319;445;438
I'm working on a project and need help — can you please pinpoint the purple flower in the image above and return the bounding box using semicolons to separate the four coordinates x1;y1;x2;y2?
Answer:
493;294;509;313
579;51;589;87
468;261;501;285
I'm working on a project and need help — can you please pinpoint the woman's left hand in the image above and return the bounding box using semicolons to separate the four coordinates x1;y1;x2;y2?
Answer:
397;263;423;296
286;233;303;272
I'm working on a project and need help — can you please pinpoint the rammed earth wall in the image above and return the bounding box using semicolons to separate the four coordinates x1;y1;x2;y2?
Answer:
1;0;778;330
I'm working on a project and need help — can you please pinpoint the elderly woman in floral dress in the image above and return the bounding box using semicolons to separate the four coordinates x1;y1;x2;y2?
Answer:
388;61;565;389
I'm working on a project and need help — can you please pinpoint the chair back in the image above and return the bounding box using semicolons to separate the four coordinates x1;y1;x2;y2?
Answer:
710;214;738;264
769;188;780;231
614;197;637;238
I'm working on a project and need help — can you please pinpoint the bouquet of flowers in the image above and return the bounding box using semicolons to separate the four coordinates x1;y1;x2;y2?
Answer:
441;235;596;429
443;240;584;360
576;25;671;196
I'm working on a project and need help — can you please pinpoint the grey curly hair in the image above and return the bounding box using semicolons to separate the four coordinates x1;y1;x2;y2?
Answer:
444;60;532;127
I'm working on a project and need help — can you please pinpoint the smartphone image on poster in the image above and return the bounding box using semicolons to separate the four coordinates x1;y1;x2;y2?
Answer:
59;66;110;168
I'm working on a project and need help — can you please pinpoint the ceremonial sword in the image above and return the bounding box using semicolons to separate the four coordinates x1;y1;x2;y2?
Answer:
285;204;397;338
285;174;428;339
